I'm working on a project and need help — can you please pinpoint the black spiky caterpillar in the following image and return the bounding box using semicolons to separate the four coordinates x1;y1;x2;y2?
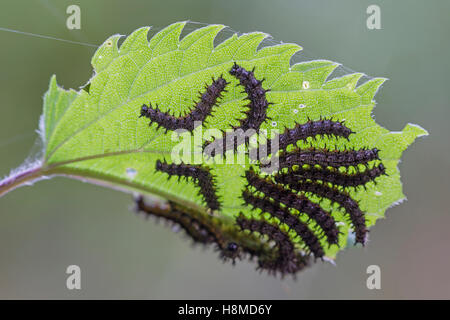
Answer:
262;147;380;171
228;63;270;132
140;76;228;132
253;118;354;159
274;163;386;189
245;168;340;245
135;195;217;245
203;63;271;156
135;195;303;268
272;178;368;244
242;190;325;259
236;214;310;276
155;160;221;211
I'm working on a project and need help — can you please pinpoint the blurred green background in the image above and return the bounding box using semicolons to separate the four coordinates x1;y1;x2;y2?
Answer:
0;0;448;299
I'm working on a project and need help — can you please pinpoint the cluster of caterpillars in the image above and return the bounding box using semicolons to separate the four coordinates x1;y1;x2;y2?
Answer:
138;63;386;277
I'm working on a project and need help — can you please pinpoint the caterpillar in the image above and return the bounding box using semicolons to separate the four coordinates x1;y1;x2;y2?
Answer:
155;160;221;211
245;168;340;245
236;214;309;276
274;163;386;189
253;118;354;159
140;76;228;132
242;190;325;259
228;63;270;132
262;147;380;171
274;179;368;245
203;63;270;157
135;195;217;245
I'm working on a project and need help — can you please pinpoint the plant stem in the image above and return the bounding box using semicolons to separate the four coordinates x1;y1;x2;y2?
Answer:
0;165;45;197
0;163;207;215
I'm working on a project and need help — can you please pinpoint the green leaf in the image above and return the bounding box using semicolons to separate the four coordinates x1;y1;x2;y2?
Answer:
0;22;428;261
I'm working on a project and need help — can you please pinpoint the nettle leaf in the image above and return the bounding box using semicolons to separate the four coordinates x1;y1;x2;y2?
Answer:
0;22;428;276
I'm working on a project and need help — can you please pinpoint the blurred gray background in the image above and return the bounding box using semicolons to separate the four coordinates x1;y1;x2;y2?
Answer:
0;0;448;299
